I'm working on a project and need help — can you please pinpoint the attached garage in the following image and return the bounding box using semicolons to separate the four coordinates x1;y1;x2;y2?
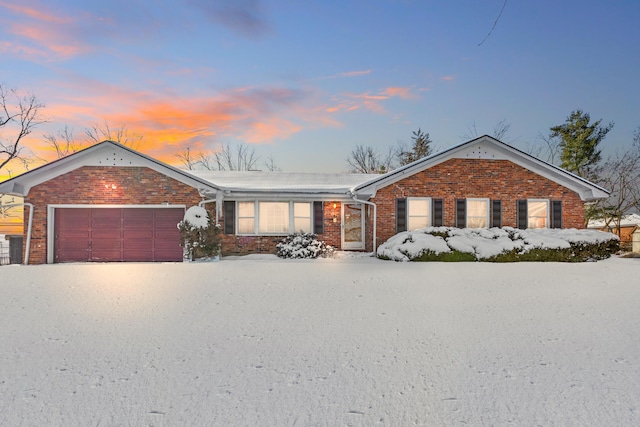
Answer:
53;206;185;263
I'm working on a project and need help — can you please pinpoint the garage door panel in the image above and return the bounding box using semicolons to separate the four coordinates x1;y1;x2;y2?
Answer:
58;229;91;239
156;209;186;227
123;229;154;240
91;229;122;239
59;212;90;227
58;249;90;260
55;207;184;263
91;209;122;227
91;239;122;251
123;209;154;227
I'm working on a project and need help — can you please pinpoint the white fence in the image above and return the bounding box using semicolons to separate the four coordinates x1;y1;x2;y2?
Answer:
0;235;9;265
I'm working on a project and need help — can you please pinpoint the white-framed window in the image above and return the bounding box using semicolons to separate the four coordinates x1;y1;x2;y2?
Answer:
237;201;313;235
237;202;255;234
528;199;549;229
293;202;312;233
407;198;430;231
466;198;489;228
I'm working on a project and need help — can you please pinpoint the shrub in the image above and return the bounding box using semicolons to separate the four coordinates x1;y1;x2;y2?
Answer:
276;232;334;259
178;206;221;261
377;227;619;262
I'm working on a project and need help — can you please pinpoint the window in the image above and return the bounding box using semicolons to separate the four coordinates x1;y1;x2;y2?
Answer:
259;202;289;233
528;200;549;229
407;198;430;230
293;202;312;233
235;201;313;235
237;202;255;234
466;199;489;228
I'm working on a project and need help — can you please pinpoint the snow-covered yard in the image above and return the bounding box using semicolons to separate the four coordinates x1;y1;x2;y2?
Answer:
1;255;639;426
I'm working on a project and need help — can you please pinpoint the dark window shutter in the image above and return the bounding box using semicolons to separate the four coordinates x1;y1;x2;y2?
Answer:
456;199;466;228
313;201;324;234
432;199;444;227
223;201;235;234
396;198;407;232
517;200;528;229
551;201;562;229
491;200;502;228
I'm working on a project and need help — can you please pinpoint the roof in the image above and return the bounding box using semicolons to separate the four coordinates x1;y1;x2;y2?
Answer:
353;135;610;201
0;141;220;196
0;136;610;203
188;170;373;193
588;213;640;229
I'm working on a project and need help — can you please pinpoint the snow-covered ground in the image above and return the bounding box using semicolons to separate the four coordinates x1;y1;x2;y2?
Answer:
1;255;639;426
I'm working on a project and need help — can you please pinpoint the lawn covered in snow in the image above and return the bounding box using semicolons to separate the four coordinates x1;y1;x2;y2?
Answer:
1;255;640;426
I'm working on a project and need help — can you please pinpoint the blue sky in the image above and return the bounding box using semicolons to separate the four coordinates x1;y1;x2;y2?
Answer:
1;0;639;176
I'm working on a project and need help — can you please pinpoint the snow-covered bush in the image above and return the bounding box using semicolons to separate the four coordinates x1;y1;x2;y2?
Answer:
377;227;619;262
276;232;334;259
178;206;221;261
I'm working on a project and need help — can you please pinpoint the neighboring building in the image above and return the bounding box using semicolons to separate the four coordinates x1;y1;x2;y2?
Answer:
588;213;640;249
0;135;609;264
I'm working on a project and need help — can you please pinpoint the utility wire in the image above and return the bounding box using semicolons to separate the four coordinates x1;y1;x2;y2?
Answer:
478;0;508;47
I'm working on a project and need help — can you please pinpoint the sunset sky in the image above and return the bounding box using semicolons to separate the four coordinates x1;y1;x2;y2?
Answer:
1;0;639;179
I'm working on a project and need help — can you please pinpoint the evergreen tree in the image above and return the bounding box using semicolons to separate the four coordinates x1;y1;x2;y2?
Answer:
550;110;613;178
399;128;433;165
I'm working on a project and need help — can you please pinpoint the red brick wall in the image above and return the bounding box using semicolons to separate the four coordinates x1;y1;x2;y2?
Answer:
369;158;585;251
23;166;202;264
217;201;344;255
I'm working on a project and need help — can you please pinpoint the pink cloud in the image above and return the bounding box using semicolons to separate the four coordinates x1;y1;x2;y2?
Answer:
329;87;417;115
0;2;93;61
31;78;330;165
382;87;417;99
337;70;372;78
0;2;71;24
441;75;455;81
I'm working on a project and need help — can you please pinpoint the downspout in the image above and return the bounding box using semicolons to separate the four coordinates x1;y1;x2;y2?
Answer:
198;190;223;223
2;202;34;265
198;199;218;223
350;193;377;256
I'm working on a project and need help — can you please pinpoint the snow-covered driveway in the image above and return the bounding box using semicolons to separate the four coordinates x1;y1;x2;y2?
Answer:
1;256;639;426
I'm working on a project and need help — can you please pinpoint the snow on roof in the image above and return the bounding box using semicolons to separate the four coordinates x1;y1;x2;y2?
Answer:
186;170;374;193
588;213;640;229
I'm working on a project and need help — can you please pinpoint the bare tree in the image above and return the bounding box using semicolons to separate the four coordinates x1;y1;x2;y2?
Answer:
212;142;259;171
0;84;45;172
43;126;80;158
264;154;281;172
84;120;143;150
462;119;512;142
524;132;562;165
175;146;200;170
492;118;511;141
588;128;640;232
176;142;278;172
347;145;394;173
196;151;215;170
43;121;145;159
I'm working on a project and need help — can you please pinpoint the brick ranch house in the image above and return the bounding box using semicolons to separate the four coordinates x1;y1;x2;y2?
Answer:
0;135;609;264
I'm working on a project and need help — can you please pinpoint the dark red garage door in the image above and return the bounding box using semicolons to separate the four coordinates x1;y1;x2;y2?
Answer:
54;207;184;263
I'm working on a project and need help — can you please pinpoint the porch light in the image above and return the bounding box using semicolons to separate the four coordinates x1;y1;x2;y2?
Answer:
104;183;117;190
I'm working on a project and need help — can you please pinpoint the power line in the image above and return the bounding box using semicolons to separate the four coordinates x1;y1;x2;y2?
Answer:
478;0;509;47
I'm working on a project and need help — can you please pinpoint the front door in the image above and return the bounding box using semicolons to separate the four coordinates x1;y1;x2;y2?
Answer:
342;203;365;250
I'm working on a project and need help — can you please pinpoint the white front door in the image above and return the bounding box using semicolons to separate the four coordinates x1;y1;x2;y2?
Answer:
341;203;365;250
